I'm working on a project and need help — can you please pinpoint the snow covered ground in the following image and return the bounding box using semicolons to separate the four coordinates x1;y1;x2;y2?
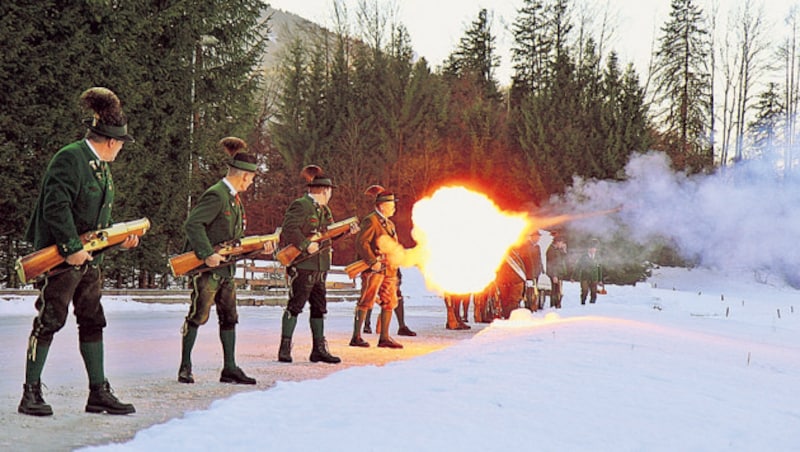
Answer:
2;265;796;451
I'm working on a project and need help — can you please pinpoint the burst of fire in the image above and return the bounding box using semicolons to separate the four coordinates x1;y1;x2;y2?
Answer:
372;185;621;296
406;186;531;294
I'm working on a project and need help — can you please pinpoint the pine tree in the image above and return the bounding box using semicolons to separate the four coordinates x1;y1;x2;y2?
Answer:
442;8;501;101
600;53;651;176
549;0;573;61
108;0;269;287
394;58;449;201
439;8;511;198
509;0;552;102
575;38;606;178
748;82;784;161
271;37;316;172
652;0;713;172
619;64;652;157
510;1;650;197
0;1;269;287
0;1;99;286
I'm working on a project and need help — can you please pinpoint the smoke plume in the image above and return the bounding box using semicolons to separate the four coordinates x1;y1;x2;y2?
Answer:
552;152;800;286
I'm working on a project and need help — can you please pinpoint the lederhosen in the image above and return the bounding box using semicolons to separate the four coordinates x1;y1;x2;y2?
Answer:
356;211;399;311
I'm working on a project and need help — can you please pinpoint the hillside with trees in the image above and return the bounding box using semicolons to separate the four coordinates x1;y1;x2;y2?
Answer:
1;0;797;288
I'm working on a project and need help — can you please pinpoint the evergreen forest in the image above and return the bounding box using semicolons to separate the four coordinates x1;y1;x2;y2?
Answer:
1;0;797;288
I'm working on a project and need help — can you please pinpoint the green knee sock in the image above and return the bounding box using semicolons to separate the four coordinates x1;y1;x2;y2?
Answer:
281;310;298;338
352;309;367;339
220;328;237;370
310;317;324;340
379;309;392;341
24;339;50;384
181;323;199;368
79;341;105;386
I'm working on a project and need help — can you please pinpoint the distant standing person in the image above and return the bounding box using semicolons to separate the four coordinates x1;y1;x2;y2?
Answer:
349;185;404;348
574;239;603;305
444;293;471;330
457;294;470;326
178;138;268;385
278;165;352;364
19;87;138;416
546;236;569;308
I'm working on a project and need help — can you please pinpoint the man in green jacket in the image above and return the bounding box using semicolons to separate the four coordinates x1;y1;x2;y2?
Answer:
19;87;138;416
277;165;352;364
178;138;266;385
574;239;603;305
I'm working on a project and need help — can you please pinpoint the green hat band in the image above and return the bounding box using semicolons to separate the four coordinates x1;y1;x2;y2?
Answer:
376;193;396;203
83;118;135;142
308;177;335;187
230;159;258;172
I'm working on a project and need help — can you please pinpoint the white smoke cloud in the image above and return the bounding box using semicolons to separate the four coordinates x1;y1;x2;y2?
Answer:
552;152;800;286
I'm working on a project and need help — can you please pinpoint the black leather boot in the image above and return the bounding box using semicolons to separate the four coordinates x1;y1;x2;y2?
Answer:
377;309;403;348
178;364;194;383
18;382;53;416
350;309;370;347
278;336;293;363
310;337;341;363
363;308;373;334
220;367;256;384
86;381;135;415
395;302;417;336
397;326;417;336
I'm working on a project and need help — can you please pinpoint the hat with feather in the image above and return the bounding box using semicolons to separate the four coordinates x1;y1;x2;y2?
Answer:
220;136;247;156
79;87;134;142
301;164;336;187
364;184;397;204
220;137;257;172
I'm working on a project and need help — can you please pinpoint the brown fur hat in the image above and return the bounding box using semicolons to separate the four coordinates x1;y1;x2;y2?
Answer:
219;137;248;156
301;165;336;187
79;87;134;142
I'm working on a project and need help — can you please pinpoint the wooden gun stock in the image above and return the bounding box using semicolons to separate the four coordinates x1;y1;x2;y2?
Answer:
345;259;370;279
15;218;151;284
168;230;281;277
276;216;358;266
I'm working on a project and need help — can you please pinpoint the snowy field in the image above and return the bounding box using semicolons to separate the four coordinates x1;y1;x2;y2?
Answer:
2;265;797;451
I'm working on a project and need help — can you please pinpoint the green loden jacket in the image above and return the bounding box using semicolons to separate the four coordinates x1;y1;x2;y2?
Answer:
184;179;245;278
280;194;333;272
25;140;114;263
574;252;602;283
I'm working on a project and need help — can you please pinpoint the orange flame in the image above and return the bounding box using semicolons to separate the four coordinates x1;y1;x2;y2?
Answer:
406;186;531;294
371;185;621;296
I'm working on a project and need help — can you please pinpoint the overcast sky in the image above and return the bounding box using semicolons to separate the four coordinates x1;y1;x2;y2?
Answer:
269;0;796;86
